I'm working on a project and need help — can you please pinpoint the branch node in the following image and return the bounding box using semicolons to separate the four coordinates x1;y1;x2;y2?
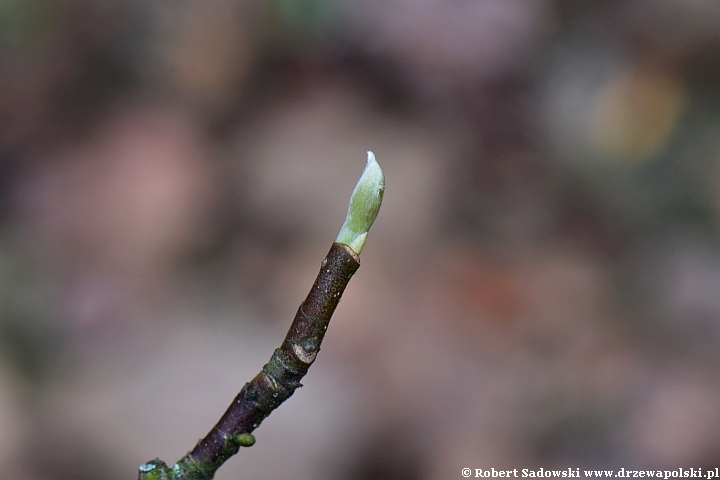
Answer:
292;342;318;364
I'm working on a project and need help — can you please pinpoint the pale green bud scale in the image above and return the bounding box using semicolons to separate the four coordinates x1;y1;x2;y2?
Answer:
336;151;385;255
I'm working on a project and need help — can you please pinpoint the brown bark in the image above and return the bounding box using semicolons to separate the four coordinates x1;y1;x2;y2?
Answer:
140;243;360;479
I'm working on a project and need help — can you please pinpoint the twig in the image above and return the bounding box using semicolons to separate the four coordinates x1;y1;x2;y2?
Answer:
139;152;384;480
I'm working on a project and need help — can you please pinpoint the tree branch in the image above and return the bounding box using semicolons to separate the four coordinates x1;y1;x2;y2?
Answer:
139;152;384;480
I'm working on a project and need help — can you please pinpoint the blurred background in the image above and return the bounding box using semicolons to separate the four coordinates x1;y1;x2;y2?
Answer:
1;0;720;479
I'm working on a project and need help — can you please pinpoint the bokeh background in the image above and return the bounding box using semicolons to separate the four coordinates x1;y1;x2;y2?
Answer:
1;1;720;479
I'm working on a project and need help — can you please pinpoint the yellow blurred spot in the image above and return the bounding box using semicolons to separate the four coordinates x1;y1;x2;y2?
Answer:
588;67;685;162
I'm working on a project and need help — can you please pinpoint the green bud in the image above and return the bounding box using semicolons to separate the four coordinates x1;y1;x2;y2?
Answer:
235;433;256;447
336;151;385;255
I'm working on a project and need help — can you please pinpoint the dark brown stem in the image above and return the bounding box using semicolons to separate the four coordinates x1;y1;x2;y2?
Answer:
139;242;360;480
